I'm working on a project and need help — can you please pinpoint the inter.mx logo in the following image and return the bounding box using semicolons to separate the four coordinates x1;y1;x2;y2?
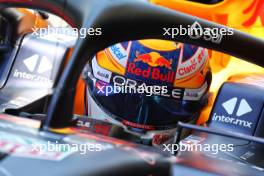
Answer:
222;97;252;117
212;97;253;128
13;54;53;83
23;54;52;74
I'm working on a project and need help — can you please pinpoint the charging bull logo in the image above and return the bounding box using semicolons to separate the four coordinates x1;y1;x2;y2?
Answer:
134;52;173;70
126;51;176;85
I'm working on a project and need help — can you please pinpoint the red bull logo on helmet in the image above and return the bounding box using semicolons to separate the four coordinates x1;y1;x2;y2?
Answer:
134;51;173;69
123;41;203;86
126;51;176;85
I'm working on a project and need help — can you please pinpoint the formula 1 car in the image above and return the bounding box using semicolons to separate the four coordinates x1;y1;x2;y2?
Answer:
0;0;264;176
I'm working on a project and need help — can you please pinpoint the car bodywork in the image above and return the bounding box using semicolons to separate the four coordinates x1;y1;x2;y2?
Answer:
0;0;264;175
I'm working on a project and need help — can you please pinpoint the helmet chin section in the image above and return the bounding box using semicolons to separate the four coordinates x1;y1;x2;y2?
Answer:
85;88;179;145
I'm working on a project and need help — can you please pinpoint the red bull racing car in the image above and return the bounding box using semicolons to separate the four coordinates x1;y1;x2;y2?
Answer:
0;0;264;176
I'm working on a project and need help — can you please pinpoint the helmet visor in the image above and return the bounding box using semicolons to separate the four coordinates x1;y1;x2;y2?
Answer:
85;75;207;131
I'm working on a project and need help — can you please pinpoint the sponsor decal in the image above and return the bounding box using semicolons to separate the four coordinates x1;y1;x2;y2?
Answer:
92;58;112;83
134;51;173;69
183;82;208;101
94;124;111;136
13;54;53;84
126;63;175;83
122;119;155;130
126;51;176;85
209;83;264;136
76;118;112;136
212;97;253;128
176;47;208;79
222;97;252;117
125;42;205;86
109;45;127;60
212;113;252;128
107;42;131;66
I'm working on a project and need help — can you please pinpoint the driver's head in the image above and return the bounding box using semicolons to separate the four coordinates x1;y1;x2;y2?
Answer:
83;39;211;144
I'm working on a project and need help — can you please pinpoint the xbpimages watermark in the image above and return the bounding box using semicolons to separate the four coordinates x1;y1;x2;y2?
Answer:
163;143;234;155
32;25;102;39
163;21;234;44
97;84;169;97
32;141;103;155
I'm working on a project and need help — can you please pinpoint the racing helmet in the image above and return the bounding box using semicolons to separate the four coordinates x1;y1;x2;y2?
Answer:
83;39;211;133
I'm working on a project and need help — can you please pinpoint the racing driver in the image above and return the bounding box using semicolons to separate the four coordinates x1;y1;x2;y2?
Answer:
82;39;212;146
